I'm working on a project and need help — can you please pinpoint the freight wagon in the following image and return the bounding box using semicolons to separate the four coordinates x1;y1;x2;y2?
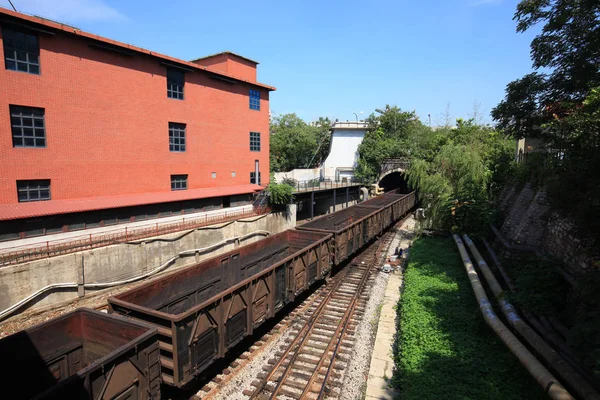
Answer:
0;309;160;400
356;191;416;231
108;229;332;387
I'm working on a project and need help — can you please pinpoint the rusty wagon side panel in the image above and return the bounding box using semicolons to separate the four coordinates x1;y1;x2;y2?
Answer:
108;229;332;387
0;309;160;400
296;205;382;265
357;192;415;230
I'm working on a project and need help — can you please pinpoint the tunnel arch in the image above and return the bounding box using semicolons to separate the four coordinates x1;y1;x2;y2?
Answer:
378;171;409;193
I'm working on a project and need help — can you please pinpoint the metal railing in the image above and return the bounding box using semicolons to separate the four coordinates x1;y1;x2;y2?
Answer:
0;206;271;266
291;178;365;193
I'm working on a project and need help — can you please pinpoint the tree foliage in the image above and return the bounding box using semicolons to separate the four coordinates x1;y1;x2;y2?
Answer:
491;1;600;377
355;105;431;182
492;0;600;142
265;181;293;206
406;119;514;232
492;0;600;242
269;114;331;172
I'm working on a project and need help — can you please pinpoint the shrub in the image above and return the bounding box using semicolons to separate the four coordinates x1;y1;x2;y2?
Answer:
266;182;293;207
280;177;298;187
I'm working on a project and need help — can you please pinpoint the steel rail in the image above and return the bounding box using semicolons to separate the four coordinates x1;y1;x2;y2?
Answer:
250;223;399;399
313;224;398;399
248;254;354;399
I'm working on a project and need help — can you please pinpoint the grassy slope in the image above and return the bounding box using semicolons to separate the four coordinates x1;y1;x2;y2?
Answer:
393;237;545;400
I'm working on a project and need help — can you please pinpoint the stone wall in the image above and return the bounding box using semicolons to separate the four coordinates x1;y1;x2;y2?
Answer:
498;182;597;275
0;208;296;316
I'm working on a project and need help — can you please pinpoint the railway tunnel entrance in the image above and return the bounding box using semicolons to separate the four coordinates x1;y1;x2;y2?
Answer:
378;171;410;193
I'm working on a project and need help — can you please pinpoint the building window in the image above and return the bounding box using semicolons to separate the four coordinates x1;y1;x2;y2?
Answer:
249;89;260;110
10;105;46;148
169;122;186;152
2;27;40;74
167;68;184;99
211;172;217;179
171;175;187;191
17;180;50;202
250;132;261;151
250;172;261;185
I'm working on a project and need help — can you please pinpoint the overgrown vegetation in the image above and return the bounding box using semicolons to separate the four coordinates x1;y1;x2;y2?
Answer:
503;257;567;316
490;0;600;375
568;272;600;377
492;0;600;245
406;120;514;233
265;181;293;207
394;237;545;400
269;114;332;172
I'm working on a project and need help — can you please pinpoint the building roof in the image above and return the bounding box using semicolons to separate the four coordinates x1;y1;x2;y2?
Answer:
0;8;275;91
331;121;369;130
191;51;259;65
0;184;263;221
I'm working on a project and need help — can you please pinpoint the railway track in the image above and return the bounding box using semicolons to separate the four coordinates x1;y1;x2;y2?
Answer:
245;223;399;400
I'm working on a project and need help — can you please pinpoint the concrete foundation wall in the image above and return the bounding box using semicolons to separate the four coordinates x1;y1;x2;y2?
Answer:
273;169;320;183
0;210;295;316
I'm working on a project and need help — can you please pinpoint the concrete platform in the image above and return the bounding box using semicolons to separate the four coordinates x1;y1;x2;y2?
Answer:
365;217;415;400
0;204;253;252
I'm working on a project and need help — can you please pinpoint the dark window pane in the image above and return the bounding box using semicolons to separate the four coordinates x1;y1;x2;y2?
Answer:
10;105;46;148
45;226;63;234
17;180;50;202
3;27;40;74
167;68;184;99
69;223;85;231
0;232;21;241
24;228;44;237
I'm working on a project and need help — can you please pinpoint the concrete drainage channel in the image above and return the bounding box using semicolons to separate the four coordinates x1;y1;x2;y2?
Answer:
195;217;415;400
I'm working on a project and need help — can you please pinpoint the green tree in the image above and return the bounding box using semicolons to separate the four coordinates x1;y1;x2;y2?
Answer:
406;119;513;232
269;114;332;172
492;0;600;243
270;114;317;172
492;0;600;143
355;106;427;182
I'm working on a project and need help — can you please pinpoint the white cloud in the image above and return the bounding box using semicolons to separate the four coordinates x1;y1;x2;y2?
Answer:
2;0;127;23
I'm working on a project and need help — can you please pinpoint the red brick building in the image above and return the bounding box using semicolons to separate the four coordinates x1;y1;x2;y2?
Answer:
0;8;275;240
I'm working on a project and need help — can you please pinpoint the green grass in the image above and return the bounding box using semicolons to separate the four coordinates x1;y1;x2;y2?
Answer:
393;237;546;400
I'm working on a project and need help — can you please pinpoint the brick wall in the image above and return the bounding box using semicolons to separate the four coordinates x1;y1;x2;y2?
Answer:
0;24;270;204
192;53;258;82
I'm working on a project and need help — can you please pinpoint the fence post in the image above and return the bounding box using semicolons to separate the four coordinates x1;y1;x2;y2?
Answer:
125;227;128;241
156;223;158;235
46;241;50;257
89;234;92;249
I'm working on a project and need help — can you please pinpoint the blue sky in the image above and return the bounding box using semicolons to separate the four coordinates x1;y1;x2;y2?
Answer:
1;0;538;124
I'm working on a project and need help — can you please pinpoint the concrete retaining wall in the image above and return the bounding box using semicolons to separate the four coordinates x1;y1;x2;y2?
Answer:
0;209;296;315
498;181;597;275
273;168;320;183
